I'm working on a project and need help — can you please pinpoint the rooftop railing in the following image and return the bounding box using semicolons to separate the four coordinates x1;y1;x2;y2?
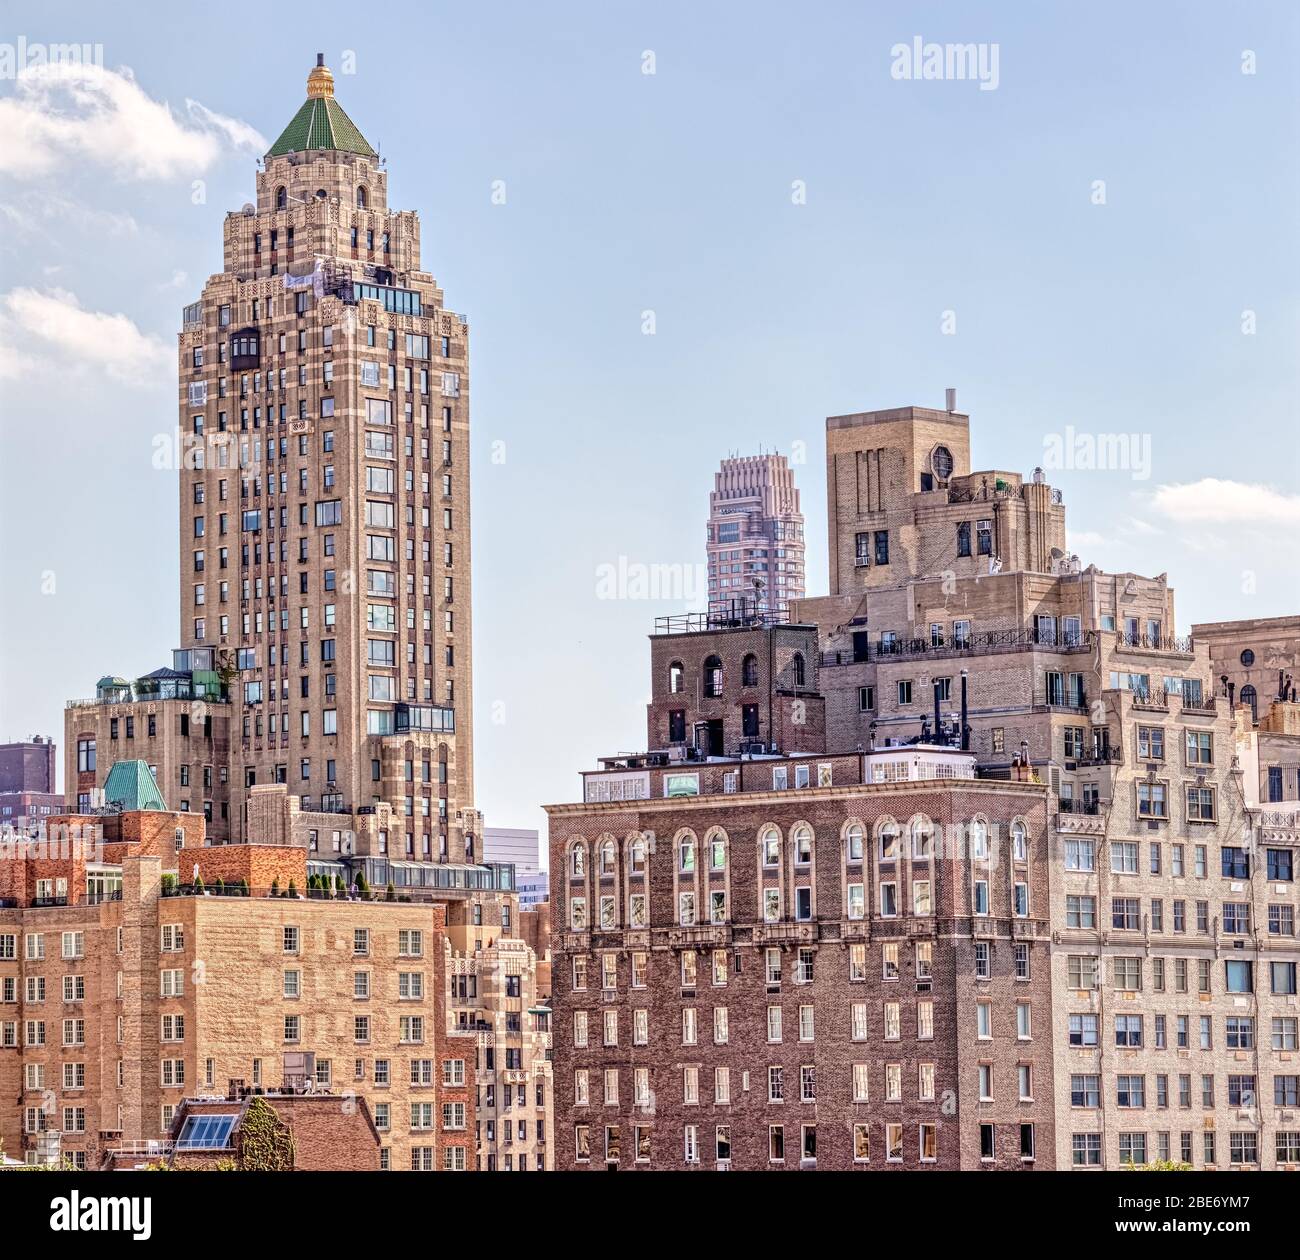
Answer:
655;609;794;635
821;626;1092;666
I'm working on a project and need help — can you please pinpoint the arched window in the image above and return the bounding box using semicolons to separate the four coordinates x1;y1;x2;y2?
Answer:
792;653;806;687
969;818;989;859
760;826;781;868
1011;820;1028;862
629;835;646;874
845;822;864;862
708;831;728;871
911;817;933;859
879;821;900;860
792;824;813;866
1240;684;1258;721
668;661;685;694
600;838;616;874
275;186;287;211
570;844;585;878
741;654;759;687
702;655;723;698
678;834;696;873
356;185;368;208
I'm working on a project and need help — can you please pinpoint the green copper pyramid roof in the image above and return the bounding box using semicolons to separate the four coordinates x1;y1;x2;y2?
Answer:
267;94;376;159
102;760;167;813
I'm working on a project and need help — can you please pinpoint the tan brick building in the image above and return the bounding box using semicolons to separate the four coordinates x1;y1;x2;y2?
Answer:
1193;615;1300;809
65;660;233;839
0;806;476;1172
545;392;1300;1170
449;934;554;1170
65;56;476;863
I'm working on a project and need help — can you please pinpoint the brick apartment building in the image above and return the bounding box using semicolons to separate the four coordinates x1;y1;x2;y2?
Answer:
449;934;554;1170
548;748;1054;1169
546;393;1300;1170
48;59;553;1171
1193;615;1300;809
0;737;62;830
65;54;477;861
0;801;477;1171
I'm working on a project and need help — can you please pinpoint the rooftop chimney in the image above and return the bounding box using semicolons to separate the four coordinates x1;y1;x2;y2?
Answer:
945;387;957;413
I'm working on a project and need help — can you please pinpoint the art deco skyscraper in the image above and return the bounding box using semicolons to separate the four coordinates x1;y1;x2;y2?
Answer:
176;57;475;856
706;454;805;620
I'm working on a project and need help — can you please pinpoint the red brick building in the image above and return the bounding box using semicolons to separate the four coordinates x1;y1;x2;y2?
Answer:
546;749;1055;1170
106;1092;382;1170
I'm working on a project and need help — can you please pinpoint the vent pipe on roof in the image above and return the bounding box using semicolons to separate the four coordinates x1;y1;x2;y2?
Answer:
945;387;957;413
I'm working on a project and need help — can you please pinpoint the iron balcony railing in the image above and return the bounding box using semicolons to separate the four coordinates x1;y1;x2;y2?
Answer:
820;626;1092;666
1072;746;1123;766
1058;798;1103;815
1115;633;1195;654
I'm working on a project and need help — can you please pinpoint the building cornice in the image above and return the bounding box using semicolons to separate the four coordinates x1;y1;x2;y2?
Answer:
543;776;1049;817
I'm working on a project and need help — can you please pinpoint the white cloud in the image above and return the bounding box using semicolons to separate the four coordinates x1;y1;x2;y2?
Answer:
1151;478;1300;528
0;287;169;386
0;193;139;238
0;62;266;180
185;100;268;153
0;340;36;380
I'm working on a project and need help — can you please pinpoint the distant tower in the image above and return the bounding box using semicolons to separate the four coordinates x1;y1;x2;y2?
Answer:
706;454;805;621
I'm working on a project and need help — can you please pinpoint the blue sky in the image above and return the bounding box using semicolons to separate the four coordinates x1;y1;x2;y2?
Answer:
0;1;1296;851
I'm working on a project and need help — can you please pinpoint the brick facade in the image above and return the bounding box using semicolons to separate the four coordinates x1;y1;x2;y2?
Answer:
546;396;1300;1172
547;766;1055;1170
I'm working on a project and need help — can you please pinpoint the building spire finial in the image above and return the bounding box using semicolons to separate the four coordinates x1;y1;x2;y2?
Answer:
306;54;335;99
